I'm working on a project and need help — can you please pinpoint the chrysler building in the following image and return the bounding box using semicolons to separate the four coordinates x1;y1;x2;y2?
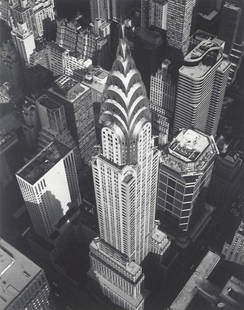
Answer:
88;39;170;310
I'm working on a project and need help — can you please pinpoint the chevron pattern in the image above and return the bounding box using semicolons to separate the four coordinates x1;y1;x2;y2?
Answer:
100;39;151;142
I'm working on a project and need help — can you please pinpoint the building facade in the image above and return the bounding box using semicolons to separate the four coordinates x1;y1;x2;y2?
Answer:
90;0;111;22
0;238;52;310
16;141;81;238
11;22;36;65
89;39;170;310
173;38;231;137
157;129;218;232
167;0;196;55
48;76;97;165
222;221;244;265
150;59;177;145
149;0;168;30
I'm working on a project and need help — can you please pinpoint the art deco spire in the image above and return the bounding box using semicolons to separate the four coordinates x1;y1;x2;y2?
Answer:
100;39;151;159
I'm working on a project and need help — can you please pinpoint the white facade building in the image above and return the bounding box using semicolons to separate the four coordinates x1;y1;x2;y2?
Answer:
11;22;36;64
173;39;231;137
89;39;170;310
16;141;81;239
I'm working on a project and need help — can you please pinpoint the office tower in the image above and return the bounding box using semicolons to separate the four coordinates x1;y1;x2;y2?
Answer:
173;39;231;137
10;0;34;36
90;0;111;22
209;153;243;209
141;0;149;28
167;0;196;55
63;50;92;81
77;29;97;61
0;238;52;310
22;97;41;154
149;0;168;30
47;42;66;77
11;22;36;65
89;39;170;310
48;76;97;165
150;59;177;145
56;18;80;52
16;141;81;238
222;221;244;265
36;92;77;161
157;129;218;232
31;0;55;39
219;2;241;54
0;0;9;23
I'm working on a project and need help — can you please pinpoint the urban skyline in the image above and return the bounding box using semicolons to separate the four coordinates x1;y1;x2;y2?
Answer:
0;0;244;310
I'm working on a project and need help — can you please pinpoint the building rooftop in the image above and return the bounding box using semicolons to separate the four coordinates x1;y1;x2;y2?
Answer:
169;129;210;162
83;67;108;94
169;251;221;310
0;131;18;153
162;129;218;174
38;94;61;110
182;39;224;79
0;238;42;309
17;141;70;184
50;76;90;102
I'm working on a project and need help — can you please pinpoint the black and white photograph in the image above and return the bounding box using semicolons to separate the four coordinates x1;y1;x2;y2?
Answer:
0;0;244;309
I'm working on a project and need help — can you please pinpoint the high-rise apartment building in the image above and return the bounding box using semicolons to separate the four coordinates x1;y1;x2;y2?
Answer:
0;238;52;310
16;141;81;238
149;0;168;30
90;0;111;22
48;76;97;164
157;129;218;232
173;39;231;137
10;0;34;36
89;39;170;310
0;0;10;23
46;42;66;77
222;221;244;265
11;22;36;64
167;0;196;55
150;59;177;145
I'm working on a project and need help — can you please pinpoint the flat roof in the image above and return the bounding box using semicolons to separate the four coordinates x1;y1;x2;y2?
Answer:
0;238;42;309
169;129;210;163
38;94;61;110
50;76;90;103
170;251;220;310
182;39;223;78
17;141;70;185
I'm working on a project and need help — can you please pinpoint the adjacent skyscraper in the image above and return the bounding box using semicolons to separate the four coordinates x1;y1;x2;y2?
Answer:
89;39;170;310
16;141;81;238
90;0;111;22
167;0;196;55
157;129;218;232
48;75;97;165
11;22;36;64
173;38;231;137
149;0;168;30
0;238;52;310
150;59;177;145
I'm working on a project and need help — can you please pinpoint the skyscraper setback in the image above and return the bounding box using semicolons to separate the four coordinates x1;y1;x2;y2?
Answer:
89;39;170;310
